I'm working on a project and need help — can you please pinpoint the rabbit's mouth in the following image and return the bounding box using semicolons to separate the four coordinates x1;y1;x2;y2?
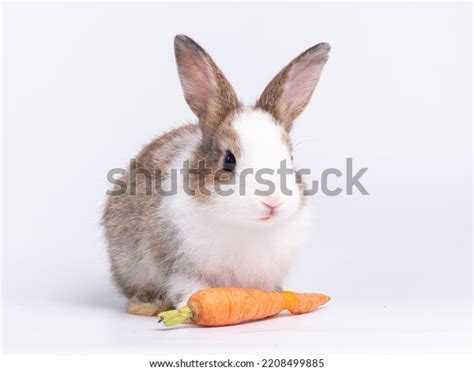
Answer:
258;200;282;221
258;207;278;221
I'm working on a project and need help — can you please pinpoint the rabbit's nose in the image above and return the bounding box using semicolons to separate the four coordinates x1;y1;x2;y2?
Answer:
261;194;284;210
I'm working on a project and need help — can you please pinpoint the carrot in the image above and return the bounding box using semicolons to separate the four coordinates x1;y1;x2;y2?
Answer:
158;288;330;327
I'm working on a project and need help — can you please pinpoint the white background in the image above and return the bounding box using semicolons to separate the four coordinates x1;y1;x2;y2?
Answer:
1;2;472;354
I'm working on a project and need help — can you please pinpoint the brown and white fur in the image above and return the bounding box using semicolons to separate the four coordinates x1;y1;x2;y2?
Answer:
102;35;330;316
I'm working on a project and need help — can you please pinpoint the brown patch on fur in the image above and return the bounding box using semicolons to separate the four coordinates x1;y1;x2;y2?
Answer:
136;124;199;170
280;128;293;153
255;43;330;131
295;170;308;207
187;108;243;203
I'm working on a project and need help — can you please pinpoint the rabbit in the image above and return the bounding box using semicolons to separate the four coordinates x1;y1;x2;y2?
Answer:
101;35;330;316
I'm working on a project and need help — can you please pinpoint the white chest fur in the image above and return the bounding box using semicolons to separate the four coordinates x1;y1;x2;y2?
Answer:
170;201;311;289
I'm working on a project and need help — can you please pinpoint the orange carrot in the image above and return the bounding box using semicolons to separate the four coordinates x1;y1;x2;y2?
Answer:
158;288;330;327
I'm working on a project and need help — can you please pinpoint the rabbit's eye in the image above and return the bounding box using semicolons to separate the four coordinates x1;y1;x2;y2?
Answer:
223;150;236;172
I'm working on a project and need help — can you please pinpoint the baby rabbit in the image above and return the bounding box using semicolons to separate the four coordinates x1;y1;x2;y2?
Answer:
102;35;330;316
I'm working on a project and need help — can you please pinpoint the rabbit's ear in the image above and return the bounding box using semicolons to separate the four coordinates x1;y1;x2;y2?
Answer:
174;35;240;135
256;43;330;131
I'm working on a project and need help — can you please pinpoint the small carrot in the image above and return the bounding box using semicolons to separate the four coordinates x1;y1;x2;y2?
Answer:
158;288;330;327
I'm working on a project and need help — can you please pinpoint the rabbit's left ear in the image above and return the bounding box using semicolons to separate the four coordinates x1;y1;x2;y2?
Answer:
256;43;330;131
